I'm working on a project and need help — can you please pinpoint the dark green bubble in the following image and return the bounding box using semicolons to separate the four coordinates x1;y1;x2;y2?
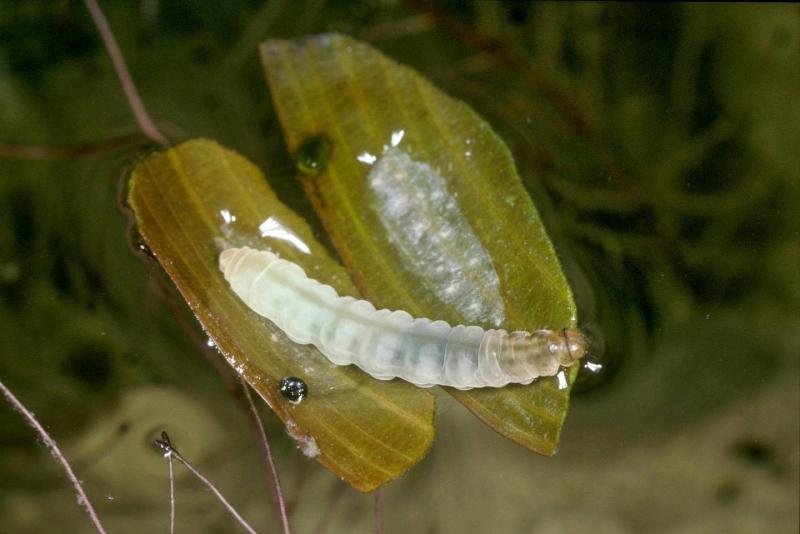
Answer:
295;135;332;176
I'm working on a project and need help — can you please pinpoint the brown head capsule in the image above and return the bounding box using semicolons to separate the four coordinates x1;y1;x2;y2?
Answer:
547;329;588;367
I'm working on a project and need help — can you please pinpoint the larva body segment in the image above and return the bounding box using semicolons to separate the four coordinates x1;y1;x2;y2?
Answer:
219;247;586;389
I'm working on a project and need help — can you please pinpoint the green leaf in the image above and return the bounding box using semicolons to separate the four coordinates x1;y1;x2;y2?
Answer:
261;34;579;456
129;138;434;491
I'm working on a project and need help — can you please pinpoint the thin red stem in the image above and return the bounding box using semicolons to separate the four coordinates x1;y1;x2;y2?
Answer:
240;378;292;534
83;0;169;146
374;489;383;534
167;453;175;534
156;432;258;534
0;379;106;534
312;483;347;534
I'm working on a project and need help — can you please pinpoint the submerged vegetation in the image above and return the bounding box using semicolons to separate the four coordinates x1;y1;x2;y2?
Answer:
0;2;797;532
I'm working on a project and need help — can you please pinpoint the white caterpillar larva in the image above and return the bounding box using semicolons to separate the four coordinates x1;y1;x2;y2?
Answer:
219;246;587;390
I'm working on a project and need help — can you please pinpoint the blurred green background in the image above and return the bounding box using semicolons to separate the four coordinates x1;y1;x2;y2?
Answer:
1;1;798;532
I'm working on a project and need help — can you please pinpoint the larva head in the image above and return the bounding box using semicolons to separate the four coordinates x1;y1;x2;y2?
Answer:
547;329;588;367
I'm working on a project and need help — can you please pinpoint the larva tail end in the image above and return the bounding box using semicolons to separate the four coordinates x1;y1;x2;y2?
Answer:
219;247;243;277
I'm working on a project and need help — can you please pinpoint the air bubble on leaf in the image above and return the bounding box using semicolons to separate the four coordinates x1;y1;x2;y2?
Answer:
295;135;332;176
279;376;308;404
